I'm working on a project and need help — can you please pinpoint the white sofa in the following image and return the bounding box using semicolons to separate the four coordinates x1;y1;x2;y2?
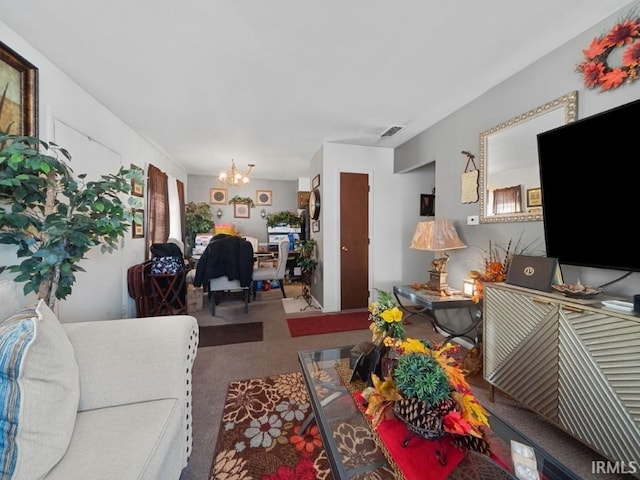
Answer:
0;291;199;480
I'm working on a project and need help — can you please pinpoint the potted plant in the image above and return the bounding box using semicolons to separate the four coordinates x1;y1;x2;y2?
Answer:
296;239;318;285
0;133;142;309
185;201;215;257
298;238;316;259
266;211;301;228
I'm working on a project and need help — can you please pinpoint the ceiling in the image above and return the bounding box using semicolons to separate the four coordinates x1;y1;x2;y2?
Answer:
1;1;634;180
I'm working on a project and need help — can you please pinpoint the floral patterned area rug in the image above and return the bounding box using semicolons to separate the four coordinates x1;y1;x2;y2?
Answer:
210;372;333;480
210;369;515;480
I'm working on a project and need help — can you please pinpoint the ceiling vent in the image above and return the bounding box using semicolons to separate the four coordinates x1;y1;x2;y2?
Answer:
380;125;404;137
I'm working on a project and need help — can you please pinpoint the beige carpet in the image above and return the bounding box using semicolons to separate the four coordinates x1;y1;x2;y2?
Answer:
179;287;626;480
281;296;321;313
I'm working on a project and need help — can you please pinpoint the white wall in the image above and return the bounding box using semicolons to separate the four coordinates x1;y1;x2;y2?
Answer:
318;143;433;312
394;3;640;300
0;21;187;320
186;175;299;245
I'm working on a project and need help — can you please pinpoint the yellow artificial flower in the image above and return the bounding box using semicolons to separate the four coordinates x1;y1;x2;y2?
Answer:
400;337;428;354
380;306;403;323
383;336;397;347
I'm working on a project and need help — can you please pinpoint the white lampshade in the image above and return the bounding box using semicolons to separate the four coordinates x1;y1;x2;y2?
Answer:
410;219;466;251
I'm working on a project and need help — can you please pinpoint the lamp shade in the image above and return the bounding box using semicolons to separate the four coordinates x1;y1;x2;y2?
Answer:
410;219;466;251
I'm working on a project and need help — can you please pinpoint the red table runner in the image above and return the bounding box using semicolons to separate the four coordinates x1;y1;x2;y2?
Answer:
353;391;512;480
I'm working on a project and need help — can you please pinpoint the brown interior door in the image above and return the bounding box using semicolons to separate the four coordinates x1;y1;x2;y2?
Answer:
340;172;369;310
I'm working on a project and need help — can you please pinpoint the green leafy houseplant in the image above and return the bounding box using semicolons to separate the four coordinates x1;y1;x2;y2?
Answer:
185;201;214;256
0;133;142;309
297;257;318;274
297;239;318;285
266;211;300;227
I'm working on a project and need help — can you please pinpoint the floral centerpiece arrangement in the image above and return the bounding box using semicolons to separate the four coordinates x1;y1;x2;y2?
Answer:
469;236;542;303
362;290;491;454
362;337;491;454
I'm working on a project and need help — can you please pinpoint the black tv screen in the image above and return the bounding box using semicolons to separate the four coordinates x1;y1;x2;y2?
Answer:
537;97;640;272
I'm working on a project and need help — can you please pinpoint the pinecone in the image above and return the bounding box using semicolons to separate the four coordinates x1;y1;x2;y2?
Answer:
451;433;492;455
394;397;455;440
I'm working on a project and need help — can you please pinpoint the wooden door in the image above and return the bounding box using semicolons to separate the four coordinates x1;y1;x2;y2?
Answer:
340;172;369;310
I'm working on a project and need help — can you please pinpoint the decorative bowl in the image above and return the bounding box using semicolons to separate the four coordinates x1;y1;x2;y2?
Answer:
551;284;603;299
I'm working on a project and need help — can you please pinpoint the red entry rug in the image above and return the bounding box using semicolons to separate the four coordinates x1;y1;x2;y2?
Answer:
210;372;332;480
286;311;370;337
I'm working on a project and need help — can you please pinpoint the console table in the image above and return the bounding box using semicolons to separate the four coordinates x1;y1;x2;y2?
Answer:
393;285;482;344
483;282;640;472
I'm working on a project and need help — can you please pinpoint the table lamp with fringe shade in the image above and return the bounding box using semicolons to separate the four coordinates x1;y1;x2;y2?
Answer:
410;219;466;295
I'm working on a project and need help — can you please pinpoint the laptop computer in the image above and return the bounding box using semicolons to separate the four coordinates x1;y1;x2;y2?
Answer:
506;255;559;292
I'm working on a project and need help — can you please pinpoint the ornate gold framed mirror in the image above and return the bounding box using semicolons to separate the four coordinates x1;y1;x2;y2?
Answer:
479;91;578;223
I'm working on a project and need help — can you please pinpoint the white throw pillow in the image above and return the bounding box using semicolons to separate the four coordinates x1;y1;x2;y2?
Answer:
0;300;80;479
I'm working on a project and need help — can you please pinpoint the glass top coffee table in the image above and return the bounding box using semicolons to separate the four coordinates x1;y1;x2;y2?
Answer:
298;345;581;480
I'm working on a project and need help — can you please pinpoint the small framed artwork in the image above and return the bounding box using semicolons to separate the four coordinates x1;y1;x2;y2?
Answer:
297;191;310;209
420;194;435;216
256;190;272;206
0;41;39;137
132;209;144;238
312;174;320;189
234;203;250;219
312;220;320;232
130;164;144;197
527;188;542;207
210;188;227;204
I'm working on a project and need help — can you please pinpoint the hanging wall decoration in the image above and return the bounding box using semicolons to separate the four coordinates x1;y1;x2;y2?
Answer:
0;41;38;137
576;13;640;91
460;150;479;204
420;193;435;216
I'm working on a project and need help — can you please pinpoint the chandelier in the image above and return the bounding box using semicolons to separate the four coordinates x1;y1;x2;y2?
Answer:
218;159;255;187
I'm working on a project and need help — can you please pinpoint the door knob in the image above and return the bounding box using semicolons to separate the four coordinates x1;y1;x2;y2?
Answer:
341;246;348;252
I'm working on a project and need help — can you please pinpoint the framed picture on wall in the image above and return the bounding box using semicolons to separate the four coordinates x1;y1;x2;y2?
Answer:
420;194;435;216
0;41;39;137
527;188;542;207
132;209;144;238
312;174;320;189
210;188;227;204
130;164;144;197
256;190;272;206
312;220;320;232
297;191;310;209
234;203;250;218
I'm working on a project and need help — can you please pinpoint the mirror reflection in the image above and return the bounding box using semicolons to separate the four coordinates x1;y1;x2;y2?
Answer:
479;91;577;223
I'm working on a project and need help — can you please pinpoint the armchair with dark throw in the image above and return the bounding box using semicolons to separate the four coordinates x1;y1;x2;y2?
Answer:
193;234;254;315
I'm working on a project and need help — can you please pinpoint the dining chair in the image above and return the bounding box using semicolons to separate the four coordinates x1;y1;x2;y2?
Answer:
209;277;250;315
252;239;289;300
242;236;259;253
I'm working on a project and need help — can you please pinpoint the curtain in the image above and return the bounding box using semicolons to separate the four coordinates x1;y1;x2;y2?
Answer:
176;179;185;244
492;185;522;215
146;164;169;260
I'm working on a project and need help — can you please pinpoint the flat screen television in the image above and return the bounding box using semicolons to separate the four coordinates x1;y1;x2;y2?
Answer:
537;97;640;273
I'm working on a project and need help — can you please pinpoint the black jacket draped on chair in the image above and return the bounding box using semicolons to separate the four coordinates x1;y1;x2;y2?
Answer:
194;234;254;288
